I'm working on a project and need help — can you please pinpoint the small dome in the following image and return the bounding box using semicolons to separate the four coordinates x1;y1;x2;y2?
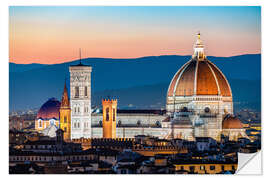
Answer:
222;115;243;129
37;98;60;120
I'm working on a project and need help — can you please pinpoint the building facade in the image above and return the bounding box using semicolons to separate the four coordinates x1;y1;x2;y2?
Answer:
69;62;92;139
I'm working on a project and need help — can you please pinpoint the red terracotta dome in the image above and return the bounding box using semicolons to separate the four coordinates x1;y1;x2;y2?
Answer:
167;59;232;97
222;116;243;129
37;98;60;120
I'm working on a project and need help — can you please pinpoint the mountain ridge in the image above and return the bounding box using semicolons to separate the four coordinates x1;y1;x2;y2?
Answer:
9;54;261;111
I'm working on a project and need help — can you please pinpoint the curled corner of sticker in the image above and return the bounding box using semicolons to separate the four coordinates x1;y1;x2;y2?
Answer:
236;151;262;175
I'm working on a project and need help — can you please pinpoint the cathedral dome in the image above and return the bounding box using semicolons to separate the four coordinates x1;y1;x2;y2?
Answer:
222;116;243;129
167;33;232;97
37;98;61;120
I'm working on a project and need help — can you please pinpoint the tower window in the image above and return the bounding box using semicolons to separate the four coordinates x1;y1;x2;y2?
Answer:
64;127;67;132
75;86;79;98
85;86;87;97
64;116;67;123
38;120;42;128
117;120;121;127
113;108;116;121
50;119;55;125
106;108;109;121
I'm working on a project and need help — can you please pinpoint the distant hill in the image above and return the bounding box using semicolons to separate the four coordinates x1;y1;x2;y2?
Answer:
92;79;261;112
9;54;261;112
9;63;47;73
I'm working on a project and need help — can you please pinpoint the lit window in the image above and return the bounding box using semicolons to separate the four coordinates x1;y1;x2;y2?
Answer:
38;120;42;128
50;119;54;125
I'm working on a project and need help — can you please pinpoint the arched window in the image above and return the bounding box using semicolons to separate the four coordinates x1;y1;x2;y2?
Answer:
74;122;76;128
64;116;67;123
50;119;55;125
106;108;109;121
137;120;141;127
84;86;87;97
117;120;121;127
113;108;116;121
77;122;80;128
38;120;42;128
99;120;102;127
75;86;79;98
156;121;161;127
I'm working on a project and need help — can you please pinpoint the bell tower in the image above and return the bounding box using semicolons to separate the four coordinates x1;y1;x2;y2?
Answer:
59;81;71;141
102;99;117;138
69;49;92;139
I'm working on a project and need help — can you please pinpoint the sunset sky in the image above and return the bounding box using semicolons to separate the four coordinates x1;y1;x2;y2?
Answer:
9;6;261;64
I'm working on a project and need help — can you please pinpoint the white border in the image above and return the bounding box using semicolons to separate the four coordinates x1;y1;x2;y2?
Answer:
1;0;268;179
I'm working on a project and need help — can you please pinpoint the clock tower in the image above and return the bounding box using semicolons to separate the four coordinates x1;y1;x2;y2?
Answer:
69;58;92;139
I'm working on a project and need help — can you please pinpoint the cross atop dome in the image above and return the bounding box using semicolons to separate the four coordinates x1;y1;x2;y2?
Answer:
192;32;206;61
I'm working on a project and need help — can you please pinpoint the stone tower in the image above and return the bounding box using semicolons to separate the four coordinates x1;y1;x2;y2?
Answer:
102;99;117;138
59;81;71;141
69;57;92;139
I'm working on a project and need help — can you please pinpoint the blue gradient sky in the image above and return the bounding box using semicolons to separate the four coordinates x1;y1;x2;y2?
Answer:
9;6;261;64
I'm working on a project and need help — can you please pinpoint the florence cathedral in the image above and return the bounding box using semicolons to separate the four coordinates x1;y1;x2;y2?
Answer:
35;33;247;142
